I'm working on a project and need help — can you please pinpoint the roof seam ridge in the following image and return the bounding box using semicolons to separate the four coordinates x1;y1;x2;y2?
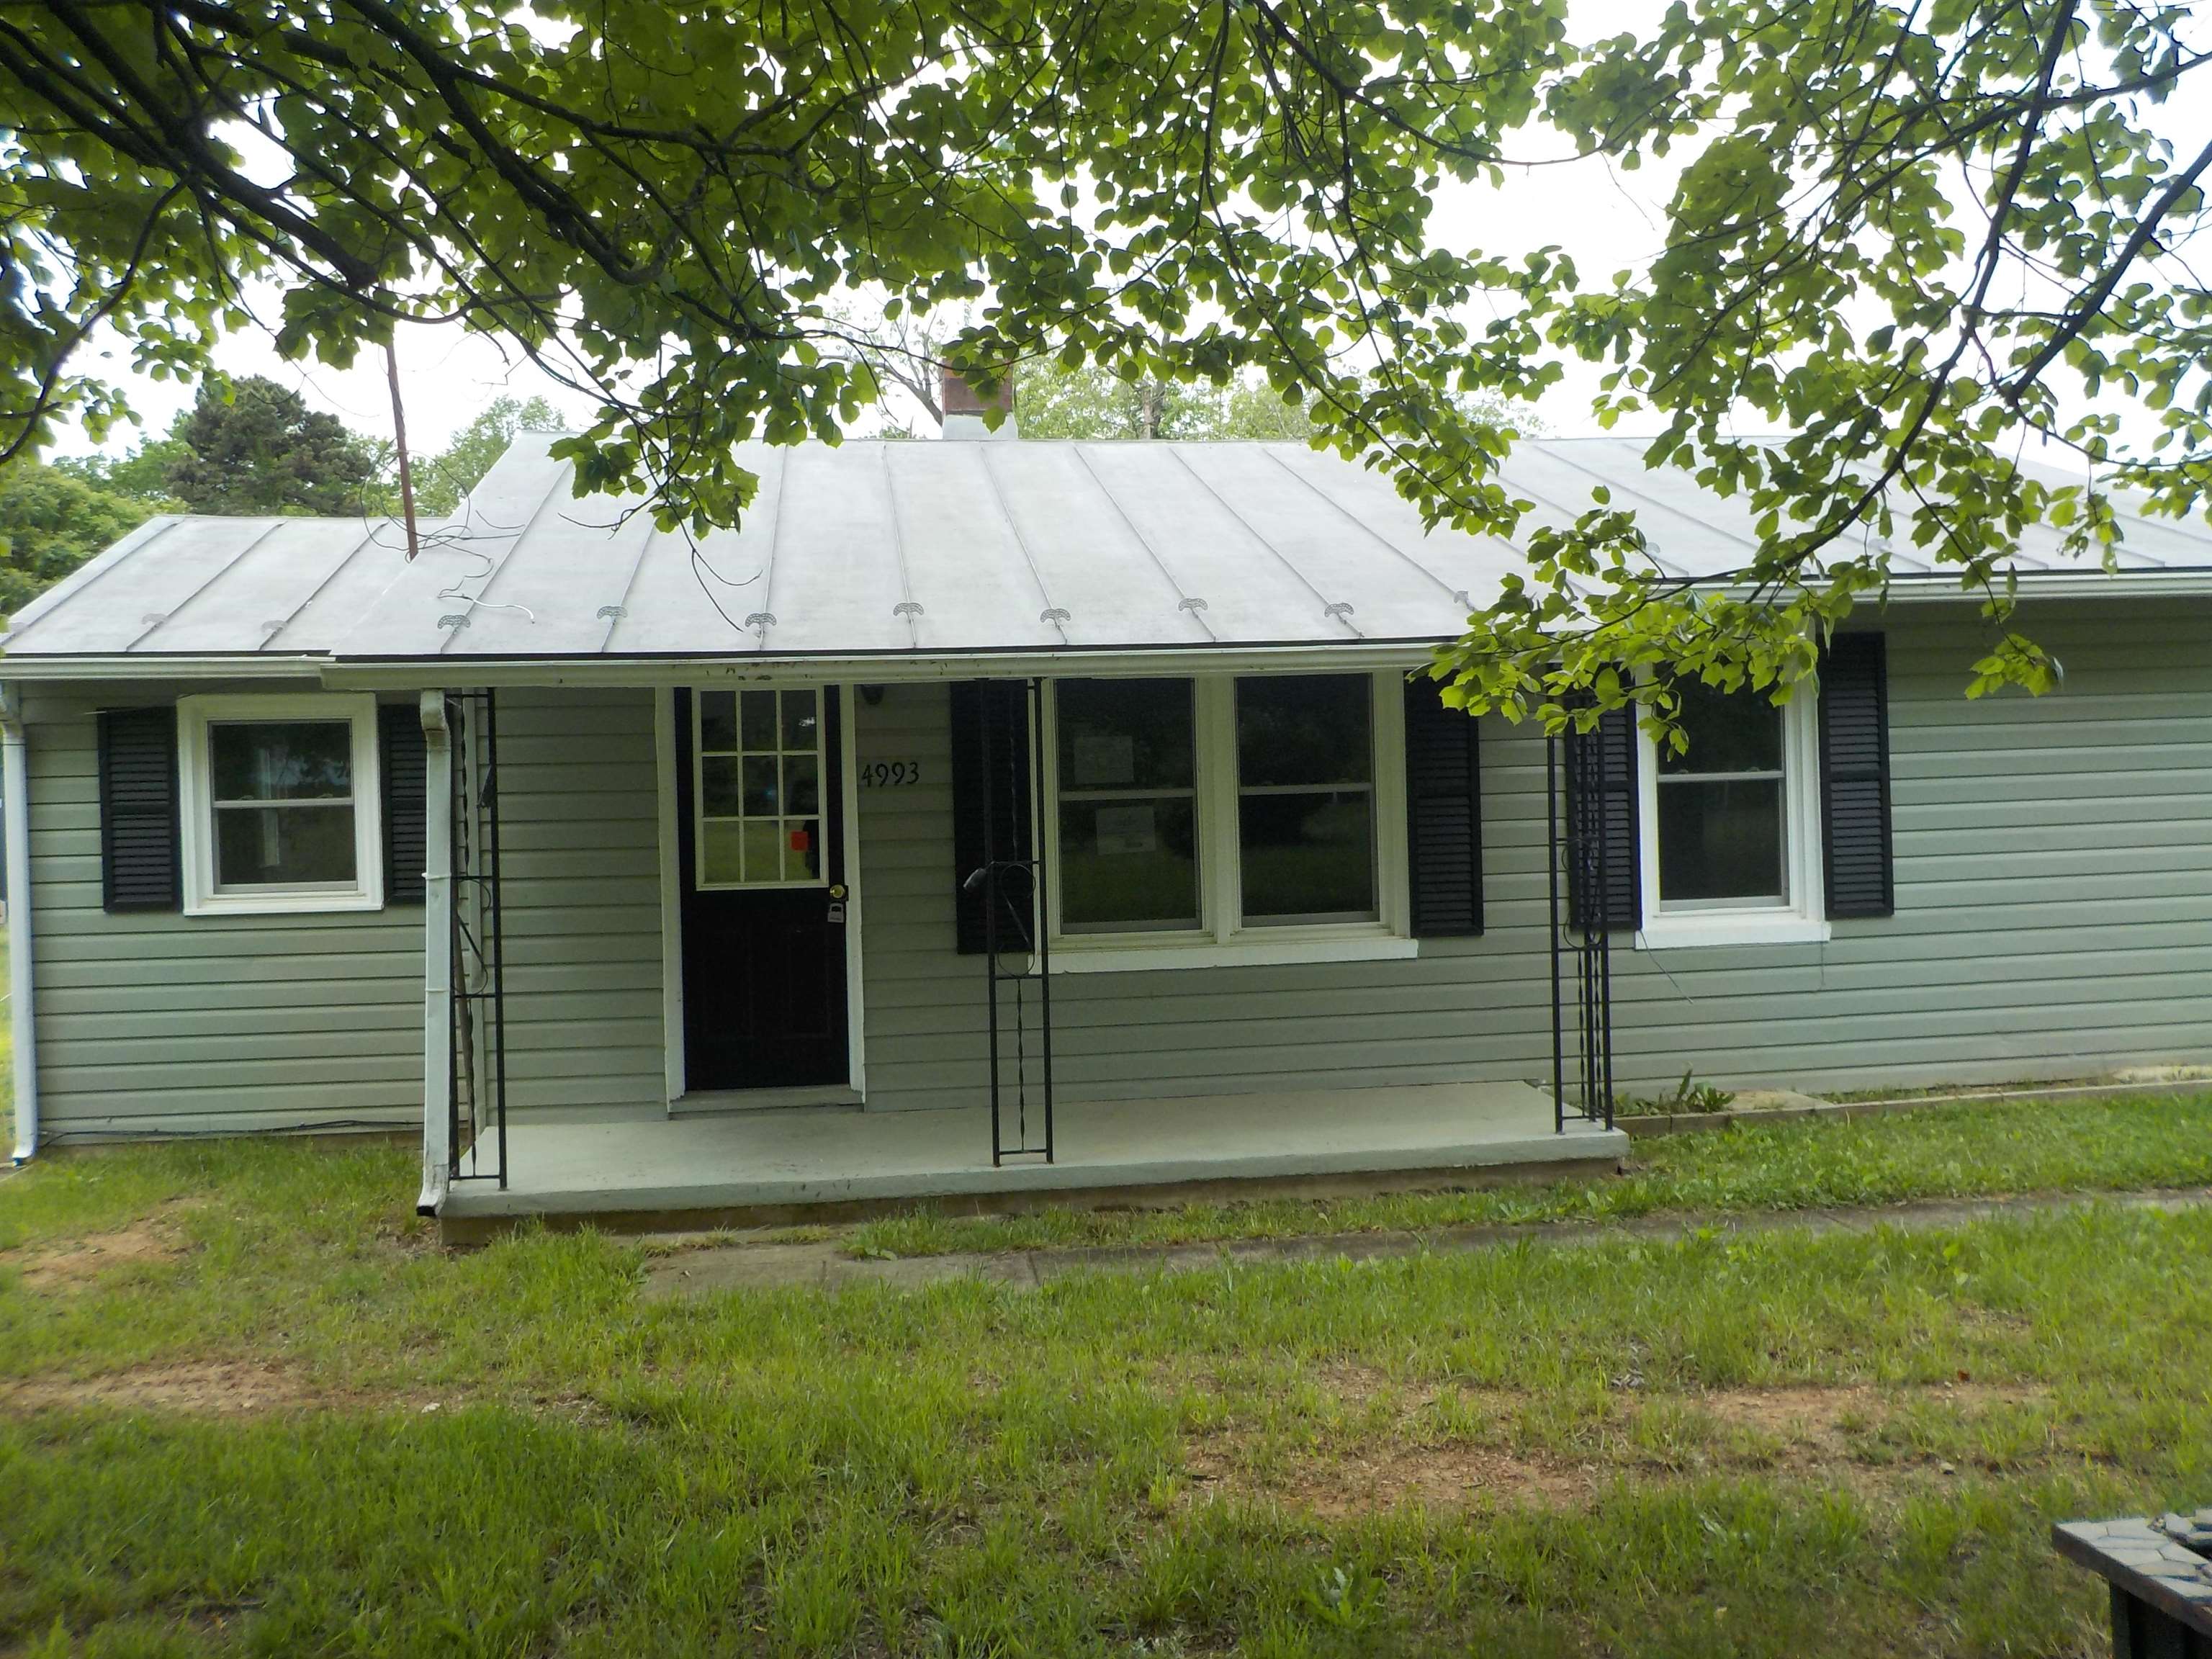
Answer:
433;458;572;655
974;444;1069;644
2;515;184;647
264;523;390;654
1259;449;1470;606
1164;446;1364;640
1066;445;1217;644
123;518;291;651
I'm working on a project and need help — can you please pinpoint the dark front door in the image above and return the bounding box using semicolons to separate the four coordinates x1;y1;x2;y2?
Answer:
675;686;850;1091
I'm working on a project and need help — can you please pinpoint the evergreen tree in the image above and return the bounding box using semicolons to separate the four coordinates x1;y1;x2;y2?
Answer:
164;377;382;516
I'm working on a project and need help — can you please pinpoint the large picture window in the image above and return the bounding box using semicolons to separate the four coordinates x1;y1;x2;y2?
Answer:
695;688;824;888
1042;672;1406;964
177;693;384;915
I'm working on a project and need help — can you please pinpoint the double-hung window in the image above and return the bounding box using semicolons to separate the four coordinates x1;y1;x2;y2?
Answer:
177;693;384;915
1637;679;1828;948
1043;672;1408;967
1235;675;1377;924
1053;679;1200;931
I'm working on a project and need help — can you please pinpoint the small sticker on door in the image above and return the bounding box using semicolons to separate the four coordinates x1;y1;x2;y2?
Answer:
789;827;811;853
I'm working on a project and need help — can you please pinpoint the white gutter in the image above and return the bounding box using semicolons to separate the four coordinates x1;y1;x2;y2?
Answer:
416;691;454;1215
320;642;1457;691
0;655;328;683
1;685;35;1164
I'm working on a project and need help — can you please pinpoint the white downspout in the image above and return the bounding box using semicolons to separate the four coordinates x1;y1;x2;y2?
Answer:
417;692;454;1215
2;684;36;1164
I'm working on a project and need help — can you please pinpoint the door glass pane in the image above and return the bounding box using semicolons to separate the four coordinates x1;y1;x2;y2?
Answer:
1659;682;1784;775
781;690;819;752
215;803;357;886
1236;675;1371;787
210;721;351;801
699;756;742;817
1658;778;1785;902
1058;796;1200;930
742;755;779;816
740;821;783;883
741;690;778;750
698;691;738;753
786;819;821;881
1240;791;1375;920
701;820;745;886
785;753;820;816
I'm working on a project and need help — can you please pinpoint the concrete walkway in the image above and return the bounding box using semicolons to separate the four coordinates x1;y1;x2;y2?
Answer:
640;1184;2212;1298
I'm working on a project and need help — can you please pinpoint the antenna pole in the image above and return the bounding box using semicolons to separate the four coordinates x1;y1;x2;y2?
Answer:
385;338;421;562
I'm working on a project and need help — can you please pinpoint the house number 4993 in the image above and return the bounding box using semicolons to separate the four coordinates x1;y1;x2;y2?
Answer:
860;760;922;788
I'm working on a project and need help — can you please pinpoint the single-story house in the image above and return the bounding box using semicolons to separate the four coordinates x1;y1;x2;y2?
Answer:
4;402;2208;1232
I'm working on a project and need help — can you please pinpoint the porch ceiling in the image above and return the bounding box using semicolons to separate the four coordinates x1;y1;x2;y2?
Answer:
436;1080;1627;1226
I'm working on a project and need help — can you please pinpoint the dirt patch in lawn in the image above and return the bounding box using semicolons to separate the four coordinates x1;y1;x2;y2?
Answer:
8;1204;197;1292
0;1360;324;1416
1180;1379;2056;1518
0;1359;617;1426
1184;1428;1594;1516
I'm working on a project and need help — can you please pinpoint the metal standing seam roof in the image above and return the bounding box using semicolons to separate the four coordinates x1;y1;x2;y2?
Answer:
6;433;2209;667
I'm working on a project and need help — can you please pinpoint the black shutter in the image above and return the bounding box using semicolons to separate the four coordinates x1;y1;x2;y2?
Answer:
949;680;1034;953
379;701;428;906
1403;675;1483;936
1820;631;1894;918
98;706;180;912
1568;702;1642;930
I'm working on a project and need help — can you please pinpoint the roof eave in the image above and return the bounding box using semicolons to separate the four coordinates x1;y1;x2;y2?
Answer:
0;652;331;683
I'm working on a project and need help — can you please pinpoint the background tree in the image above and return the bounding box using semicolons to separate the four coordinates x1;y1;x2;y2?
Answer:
1;1;2207;719
53;436;190;503
412;394;564;513
0;462;160;616
163;377;382;516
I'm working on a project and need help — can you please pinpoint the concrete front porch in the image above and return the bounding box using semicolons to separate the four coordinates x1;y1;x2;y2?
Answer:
436;1080;1629;1237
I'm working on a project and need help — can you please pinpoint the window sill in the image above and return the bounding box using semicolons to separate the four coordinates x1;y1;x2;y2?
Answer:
1046;931;1420;974
184;891;384;919
1634;913;1832;951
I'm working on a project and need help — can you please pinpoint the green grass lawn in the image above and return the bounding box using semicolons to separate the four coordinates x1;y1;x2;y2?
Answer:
4;1101;2211;1655
846;1090;2212;1257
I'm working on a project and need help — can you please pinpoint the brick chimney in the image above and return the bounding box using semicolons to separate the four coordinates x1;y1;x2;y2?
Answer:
940;367;1017;441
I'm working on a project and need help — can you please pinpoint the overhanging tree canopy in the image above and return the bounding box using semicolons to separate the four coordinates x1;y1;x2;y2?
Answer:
1;0;2206;717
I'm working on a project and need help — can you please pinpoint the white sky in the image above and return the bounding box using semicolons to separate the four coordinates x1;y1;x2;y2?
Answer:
46;0;2202;462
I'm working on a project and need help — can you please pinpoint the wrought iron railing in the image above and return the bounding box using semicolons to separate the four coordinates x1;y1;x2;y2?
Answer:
974;678;1053;1164
447;688;508;1186
1547;721;1616;1131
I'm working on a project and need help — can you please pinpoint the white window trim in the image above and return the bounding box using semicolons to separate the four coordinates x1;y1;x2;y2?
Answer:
1633;685;1830;950
177;692;385;917
1039;670;1411;972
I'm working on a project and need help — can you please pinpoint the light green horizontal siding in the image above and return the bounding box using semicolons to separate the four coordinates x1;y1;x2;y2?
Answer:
463;685;665;1113
21;680;667;1137
22;684;428;1137
27;594;2211;1138
853;601;2212;1110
